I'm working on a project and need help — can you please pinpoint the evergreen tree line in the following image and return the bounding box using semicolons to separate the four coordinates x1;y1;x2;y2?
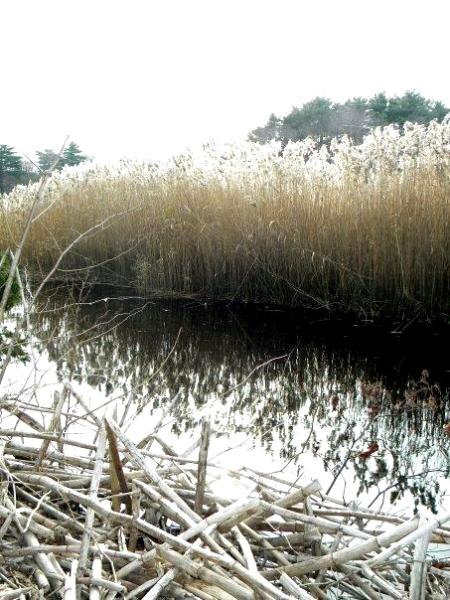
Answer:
0;142;88;195
249;91;449;147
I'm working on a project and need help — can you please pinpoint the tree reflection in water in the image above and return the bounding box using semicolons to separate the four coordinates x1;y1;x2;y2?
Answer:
32;290;450;511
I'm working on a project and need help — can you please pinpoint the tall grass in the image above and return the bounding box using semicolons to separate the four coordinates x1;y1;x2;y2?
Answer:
0;253;20;311
1;120;449;317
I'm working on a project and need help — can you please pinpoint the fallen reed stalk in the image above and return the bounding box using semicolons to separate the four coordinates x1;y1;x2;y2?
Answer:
0;387;449;599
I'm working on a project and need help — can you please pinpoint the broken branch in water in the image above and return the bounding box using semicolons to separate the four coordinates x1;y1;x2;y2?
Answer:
0;389;448;599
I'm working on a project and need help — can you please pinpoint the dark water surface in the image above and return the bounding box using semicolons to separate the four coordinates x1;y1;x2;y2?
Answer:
32;290;450;511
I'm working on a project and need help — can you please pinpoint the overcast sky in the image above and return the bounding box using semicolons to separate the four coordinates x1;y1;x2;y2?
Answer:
1;0;449;163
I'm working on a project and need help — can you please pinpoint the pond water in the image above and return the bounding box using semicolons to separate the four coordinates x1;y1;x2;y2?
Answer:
7;289;450;512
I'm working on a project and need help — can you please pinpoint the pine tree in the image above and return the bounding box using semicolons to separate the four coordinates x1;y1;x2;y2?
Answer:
37;149;62;172
62;142;88;167
250;92;450;145
37;142;89;174
0;145;26;195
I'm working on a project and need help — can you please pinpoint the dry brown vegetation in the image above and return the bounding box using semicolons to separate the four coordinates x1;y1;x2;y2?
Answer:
2;395;450;599
1;122;449;317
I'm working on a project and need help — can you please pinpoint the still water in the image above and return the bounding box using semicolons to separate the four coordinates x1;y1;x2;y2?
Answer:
23;290;450;511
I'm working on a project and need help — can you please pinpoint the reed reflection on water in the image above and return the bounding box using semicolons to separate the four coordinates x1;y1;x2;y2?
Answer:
32;291;450;511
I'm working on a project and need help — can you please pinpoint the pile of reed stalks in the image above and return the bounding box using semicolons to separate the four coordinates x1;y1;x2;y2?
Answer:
1;383;450;599
1;120;449;317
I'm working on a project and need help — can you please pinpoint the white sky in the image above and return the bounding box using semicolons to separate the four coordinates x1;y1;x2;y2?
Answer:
1;0;449;162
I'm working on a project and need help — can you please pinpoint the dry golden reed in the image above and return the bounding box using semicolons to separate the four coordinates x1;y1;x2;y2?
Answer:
1;120;449;317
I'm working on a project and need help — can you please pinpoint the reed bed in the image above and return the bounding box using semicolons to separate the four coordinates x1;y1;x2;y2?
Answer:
1;384;450;599
1;120;449;317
